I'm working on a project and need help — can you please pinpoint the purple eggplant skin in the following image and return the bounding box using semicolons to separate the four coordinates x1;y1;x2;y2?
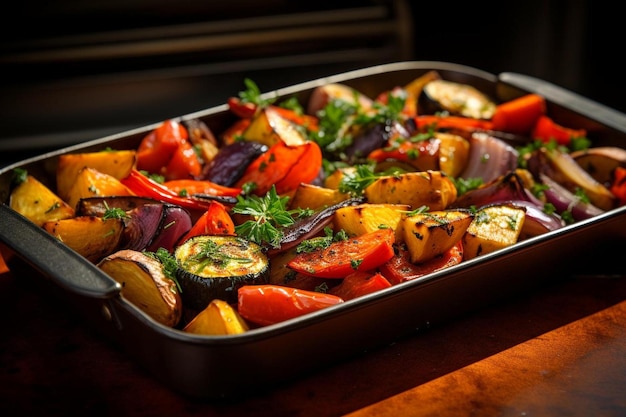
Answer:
200;141;268;186
343;120;409;164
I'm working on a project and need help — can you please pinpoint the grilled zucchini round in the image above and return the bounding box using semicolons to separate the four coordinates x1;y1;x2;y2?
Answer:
174;235;269;309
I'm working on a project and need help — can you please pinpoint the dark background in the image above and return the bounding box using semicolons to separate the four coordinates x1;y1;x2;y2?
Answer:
0;0;620;166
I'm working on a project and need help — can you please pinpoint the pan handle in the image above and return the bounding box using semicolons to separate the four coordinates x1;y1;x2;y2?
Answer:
0;203;121;299
498;72;626;133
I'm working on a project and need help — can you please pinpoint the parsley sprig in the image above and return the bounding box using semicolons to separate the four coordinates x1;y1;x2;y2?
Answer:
233;186;305;248
238;78;276;108
145;248;182;293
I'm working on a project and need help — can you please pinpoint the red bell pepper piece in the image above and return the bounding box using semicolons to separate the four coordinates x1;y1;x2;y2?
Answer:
121;169;213;212
163;179;242;198
237;284;344;326
610;166;626;206
367;137;439;171
235;140;323;196
287;228;396;279
163;138;202;180
491;93;546;134
221;118;252;145
532;115;587;146
178;201;236;243
379;241;463;285
329;271;392;301
227;97;258;119
137;119;188;173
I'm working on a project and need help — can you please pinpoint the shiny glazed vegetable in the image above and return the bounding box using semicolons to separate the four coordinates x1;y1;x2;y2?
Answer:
7;72;626;333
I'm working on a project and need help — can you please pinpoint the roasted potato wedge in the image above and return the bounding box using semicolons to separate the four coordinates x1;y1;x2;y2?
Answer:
183;299;249;335
42;216;124;263
9;174;75;226
57;150;136;202
462;204;526;260
98;249;182;327
334;203;410;241
436;132;470;178
243;106;308;147
66;167;135;210
400;209;474;263
364;170;457;210
289;183;349;211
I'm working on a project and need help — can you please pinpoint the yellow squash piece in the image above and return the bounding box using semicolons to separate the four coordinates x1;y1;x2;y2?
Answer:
65;167;135;210
42;216;124;263
242;106;308;147
98;250;182;327
183;299;249;336
56;149;136;202
9;175;75;226
401;209;474;263
436;132;470;178
289;183;349;211
334;203;410;241
462;204;526;260
364;170;457;211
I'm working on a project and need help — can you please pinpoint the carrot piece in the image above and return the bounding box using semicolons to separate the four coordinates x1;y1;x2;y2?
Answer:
329;271;392;300
287;228;396;279
413;115;494;132
491;93;546;134
237;285;344;326
532;115;587;145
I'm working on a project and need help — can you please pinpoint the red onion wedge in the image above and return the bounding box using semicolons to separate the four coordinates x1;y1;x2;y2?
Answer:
460;132;519;184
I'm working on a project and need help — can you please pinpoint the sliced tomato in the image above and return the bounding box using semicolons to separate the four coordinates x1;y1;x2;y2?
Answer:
287;228;396;279
235;140;322;196
237;284;344;326
163;179;242;198
329;271;391;301
379;241;463;285
137;119;188;173
178;201;236;243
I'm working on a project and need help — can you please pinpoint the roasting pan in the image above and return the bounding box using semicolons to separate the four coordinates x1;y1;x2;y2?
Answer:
1;61;625;399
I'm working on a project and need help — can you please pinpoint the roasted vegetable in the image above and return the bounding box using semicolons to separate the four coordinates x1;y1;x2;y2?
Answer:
400;209;473;263
328;271;391;301
10;174;75;226
183;299;249;335
379;241;464;285
175;235;270;309
419;79;496;120
98;249;182;327
288;183;350;211
65;167;135;210
42;216;125;263
571;146;626;186
363;170;457;210
287;227;395;278
56;149;137;203
237;284;344;326
462;203;526;260
333;203;409;241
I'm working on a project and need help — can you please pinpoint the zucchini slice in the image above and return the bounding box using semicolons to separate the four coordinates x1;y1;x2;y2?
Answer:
175;235;269;309
420;79;496;120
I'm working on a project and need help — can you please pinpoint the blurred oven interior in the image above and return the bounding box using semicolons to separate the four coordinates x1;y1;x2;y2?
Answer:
0;0;617;166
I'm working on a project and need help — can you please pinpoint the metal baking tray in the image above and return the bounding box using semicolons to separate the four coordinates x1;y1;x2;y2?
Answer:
1;61;625;399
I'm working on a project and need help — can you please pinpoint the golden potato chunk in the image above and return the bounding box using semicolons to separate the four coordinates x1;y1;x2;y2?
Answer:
364;170;457;210
462;204;526;260
65;167;134;210
289;183;349;211
98;250;182;327
10;175;75;226
183;299;249;336
334;203;410;241
401;209;474;263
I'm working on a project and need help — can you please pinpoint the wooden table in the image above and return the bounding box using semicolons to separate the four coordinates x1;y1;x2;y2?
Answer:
1;255;625;417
